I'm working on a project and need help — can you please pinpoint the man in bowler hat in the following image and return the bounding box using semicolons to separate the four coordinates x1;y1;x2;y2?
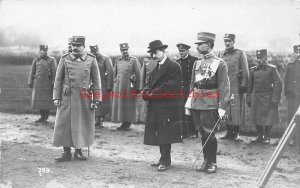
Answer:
142;40;183;171
176;43;199;138
186;32;230;173
247;49;282;144
28;45;57;123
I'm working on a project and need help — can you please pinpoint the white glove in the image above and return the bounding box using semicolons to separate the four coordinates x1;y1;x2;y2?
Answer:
54;100;61;106
218;108;226;118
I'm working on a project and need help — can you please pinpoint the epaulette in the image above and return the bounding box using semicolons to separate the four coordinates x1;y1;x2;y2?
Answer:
61;53;70;58
268;64;276;68
130;56;137;59
87;53;96;58
213;56;223;61
33;57;39;61
235;48;242;52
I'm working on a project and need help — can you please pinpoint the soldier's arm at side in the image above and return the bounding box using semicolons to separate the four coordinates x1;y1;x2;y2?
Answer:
189;60;197;93
28;59;37;88
105;56;114;91
133;58;141;91
140;59;147;90
217;60;230;110
53;57;65;101
91;58;102;102
246;68;254;106
240;51;249;87
50;57;58;85
284;63;292;97
271;66;282;104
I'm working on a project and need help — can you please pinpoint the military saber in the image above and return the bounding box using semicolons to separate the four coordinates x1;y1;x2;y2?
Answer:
190;116;222;170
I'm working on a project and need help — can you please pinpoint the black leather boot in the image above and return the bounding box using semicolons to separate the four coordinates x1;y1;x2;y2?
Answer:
262;126;271;144
251;126;264;143
220;125;234;140
74;149;87;160
233;126;243;142
55;147;72;162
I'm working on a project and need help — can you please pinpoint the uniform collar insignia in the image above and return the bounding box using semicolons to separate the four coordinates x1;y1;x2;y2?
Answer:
203;52;214;59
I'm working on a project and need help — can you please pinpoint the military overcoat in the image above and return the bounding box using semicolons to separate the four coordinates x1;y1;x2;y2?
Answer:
52;53;101;148
111;56;141;122
28;56;57;109
95;54;113;117
246;64;282;126
218;49;249;126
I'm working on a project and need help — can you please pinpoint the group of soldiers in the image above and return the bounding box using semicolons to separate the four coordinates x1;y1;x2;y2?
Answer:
27;32;300;173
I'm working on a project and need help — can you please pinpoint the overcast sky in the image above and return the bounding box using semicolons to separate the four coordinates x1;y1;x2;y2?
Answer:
0;0;300;55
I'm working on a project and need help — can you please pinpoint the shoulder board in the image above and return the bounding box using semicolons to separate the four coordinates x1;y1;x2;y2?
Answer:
268;64;276;68
130;56;137;59
61;53;69;58
235;48;242;52
87;53;96;58
33;57;39;61
213;56;223;61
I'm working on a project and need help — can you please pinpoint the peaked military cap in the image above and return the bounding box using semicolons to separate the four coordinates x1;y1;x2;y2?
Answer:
293;45;300;53
177;43;191;50
70;36;85;45
39;45;48;51
90;45;99;52
120;43;129;50
256;49;268;58
195;32;216;44
224;33;236;41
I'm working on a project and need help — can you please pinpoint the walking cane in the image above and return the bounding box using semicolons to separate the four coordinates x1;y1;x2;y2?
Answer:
190;116;223;170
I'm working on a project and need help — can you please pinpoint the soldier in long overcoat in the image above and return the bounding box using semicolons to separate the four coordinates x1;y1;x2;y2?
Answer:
53;36;101;162
186;32;230;174
218;34;249;141
139;52;158;122
142;40;182;172
247;49;282;144
28;45;57;123
176;43;199;138
284;45;300;146
111;43;141;130
90;45;113;127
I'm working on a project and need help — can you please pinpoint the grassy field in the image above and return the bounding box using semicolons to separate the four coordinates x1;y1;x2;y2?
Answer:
0;51;292;134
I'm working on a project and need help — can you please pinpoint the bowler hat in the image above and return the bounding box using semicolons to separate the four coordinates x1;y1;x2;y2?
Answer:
70;36;85;46
256;49;268;58
293;45;300;53
177;43;191;50
90;45;99;53
195;32;216;44
120;43;129;50
39;45;48;51
147;40;168;53
224;33;235;41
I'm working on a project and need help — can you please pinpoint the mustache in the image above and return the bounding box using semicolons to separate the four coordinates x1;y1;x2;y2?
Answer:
72;49;79;53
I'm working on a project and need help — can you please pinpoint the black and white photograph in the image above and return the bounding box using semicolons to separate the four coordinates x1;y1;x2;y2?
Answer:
0;0;300;187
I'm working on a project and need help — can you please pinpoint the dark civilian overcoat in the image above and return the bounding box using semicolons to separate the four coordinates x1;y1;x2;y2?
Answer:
143;57;183;145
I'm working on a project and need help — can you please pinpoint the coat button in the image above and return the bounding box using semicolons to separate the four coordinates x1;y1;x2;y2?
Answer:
84;75;87;77
85;69;88;71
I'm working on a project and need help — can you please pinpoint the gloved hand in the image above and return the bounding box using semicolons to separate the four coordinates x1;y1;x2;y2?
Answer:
28;83;33;89
218;108;226;118
239;86;247;94
54;100;61;106
142;89;151;101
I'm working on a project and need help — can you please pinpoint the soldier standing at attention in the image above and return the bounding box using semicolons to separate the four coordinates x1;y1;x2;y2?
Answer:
176;43;199;138
218;34;249;142
247;49;282;144
186;32;230;173
53;36;101;162
284;45;300;147
111;43;141;130
28;45;57;123
90;45;113;128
